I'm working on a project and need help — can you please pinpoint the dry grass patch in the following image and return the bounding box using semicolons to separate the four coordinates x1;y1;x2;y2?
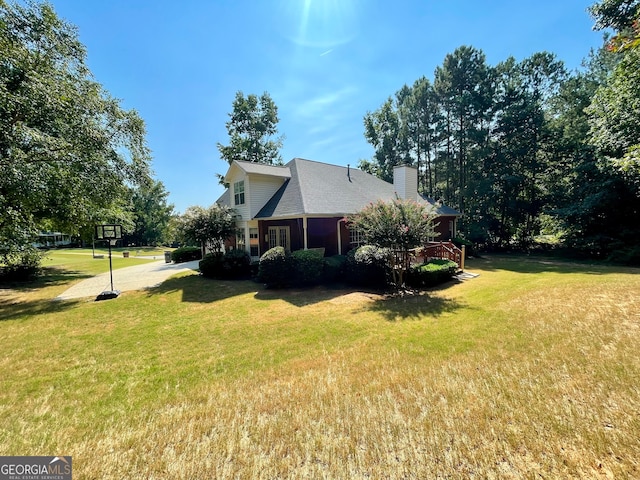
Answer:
69;345;640;478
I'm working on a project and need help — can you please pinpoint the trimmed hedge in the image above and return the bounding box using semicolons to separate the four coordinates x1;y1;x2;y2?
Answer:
257;246;293;288
199;250;251;279
254;246;458;290
258;248;348;288
199;252;223;278
171;246;202;263
344;245;390;288
292;249;324;286
221;249;251;278
322;255;346;283
407;259;458;288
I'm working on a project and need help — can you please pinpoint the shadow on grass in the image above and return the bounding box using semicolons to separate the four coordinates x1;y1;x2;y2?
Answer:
144;275;260;303
146;274;414;308
0;267;93;291
0;296;82;322
254;283;385;307
363;288;466;322
465;253;628;275
0;267;92;321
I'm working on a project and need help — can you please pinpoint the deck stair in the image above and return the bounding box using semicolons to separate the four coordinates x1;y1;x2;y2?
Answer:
421;241;465;270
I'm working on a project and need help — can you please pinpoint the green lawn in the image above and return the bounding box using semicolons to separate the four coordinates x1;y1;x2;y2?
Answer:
0;254;638;478
42;248;162;271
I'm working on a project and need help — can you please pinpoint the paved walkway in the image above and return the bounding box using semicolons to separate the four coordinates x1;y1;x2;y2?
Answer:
55;259;200;301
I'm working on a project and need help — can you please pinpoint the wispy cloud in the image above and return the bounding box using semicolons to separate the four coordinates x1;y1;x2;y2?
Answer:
275;82;367;165
294;86;357;119
320;49;333;56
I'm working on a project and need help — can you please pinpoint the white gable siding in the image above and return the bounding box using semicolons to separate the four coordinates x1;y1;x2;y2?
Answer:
248;174;287;219
226;170;250;221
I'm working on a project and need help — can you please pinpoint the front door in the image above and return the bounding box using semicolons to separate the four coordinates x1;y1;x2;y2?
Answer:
268;226;290;251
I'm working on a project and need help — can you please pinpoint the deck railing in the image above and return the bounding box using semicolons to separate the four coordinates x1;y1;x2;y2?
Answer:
420;241;464;269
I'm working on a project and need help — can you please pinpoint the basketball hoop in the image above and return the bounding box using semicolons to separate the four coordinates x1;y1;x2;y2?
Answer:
95;224;123;301
95;224;122;242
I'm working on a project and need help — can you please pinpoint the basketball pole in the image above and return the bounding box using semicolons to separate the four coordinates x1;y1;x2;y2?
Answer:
108;240;114;292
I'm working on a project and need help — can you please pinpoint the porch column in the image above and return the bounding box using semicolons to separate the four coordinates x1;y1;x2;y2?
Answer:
303;216;308;250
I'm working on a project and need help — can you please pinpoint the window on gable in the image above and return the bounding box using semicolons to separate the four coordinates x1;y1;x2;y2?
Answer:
234;181;245;205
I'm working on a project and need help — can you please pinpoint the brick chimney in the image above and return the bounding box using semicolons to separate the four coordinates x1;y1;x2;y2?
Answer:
393;165;418;201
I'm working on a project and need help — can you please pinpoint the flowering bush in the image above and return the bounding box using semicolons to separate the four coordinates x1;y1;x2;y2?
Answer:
348;199;438;287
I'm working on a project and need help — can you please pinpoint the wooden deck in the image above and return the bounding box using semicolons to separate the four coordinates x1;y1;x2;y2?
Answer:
417;241;465;270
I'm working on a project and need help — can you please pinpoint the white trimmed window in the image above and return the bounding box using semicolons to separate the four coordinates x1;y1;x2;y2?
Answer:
236;230;246;251
233;181;245;205
249;228;259;257
349;227;365;247
268;226;290;251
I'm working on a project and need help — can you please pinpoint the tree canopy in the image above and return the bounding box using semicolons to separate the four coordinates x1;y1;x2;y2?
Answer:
359;18;640;262
128;179;175;247
217;91;284;166
588;0;640;184
0;0;152;269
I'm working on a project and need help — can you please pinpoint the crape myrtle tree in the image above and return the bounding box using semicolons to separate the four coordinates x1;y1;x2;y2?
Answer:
0;0;152;272
348;199;437;288
177;204;236;257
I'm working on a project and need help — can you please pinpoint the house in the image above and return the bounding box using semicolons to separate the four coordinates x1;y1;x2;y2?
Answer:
33;231;73;248
217;158;461;260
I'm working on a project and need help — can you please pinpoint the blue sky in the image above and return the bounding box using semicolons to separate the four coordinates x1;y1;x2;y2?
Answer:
50;0;605;214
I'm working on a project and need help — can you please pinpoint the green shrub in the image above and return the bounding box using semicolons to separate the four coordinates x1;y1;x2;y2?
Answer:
607;244;640;266
171;246;202;263
344;245;390;288
200;250;251;279
199;252;224;278
291;249;324;286
407;259;458;288
322;255;347;283
257;246;294;288
453;237;476;258
221;249;252;278
250;260;260;277
0;248;43;282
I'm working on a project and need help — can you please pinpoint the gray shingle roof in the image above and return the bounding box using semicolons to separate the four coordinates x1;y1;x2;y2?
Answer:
421;196;463;216
216;188;231;206
254;158;461;218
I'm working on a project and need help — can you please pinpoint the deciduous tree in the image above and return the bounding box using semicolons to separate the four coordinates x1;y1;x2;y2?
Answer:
0;0;152;271
129;179;175;246
217;91;284;166
360;96;406;183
